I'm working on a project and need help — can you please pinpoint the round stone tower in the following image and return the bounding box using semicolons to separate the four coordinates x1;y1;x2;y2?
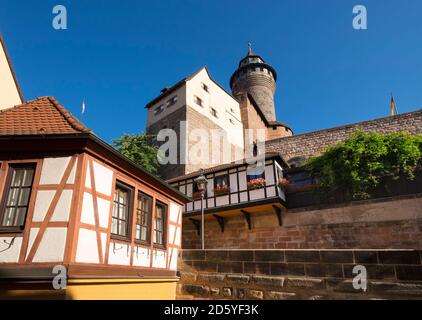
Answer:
230;49;278;121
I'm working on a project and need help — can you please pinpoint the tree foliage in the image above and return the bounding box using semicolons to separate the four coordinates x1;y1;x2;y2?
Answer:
112;133;160;175
305;131;422;199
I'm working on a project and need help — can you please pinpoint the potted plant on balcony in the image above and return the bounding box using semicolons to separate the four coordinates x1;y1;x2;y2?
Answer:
278;177;290;191
247;177;266;190
214;185;230;196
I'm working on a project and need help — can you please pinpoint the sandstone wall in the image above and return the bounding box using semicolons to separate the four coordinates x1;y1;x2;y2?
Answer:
177;249;422;300
182;195;422;250
266;109;422;166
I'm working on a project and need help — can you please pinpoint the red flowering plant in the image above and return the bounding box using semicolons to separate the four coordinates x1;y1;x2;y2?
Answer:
214;185;230;196
278;177;290;190
247;177;266;190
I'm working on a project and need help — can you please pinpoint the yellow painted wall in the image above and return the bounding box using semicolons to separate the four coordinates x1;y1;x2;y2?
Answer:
0;37;22;110
0;278;178;300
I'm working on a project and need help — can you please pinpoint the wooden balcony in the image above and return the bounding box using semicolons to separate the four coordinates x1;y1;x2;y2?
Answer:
168;153;288;231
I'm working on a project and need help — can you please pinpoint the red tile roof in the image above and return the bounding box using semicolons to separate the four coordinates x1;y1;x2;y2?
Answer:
0;96;91;136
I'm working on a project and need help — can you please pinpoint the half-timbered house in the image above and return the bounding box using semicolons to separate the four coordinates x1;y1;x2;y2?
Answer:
0;96;189;299
167;153;288;238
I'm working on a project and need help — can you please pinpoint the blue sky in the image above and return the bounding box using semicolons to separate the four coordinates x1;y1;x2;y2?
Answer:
1;0;421;142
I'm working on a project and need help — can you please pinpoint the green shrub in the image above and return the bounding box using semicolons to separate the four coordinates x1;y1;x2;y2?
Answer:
305;131;422;200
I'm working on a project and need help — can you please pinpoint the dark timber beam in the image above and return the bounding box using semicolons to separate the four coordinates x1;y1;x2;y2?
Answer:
241;210;252;230
273;205;283;226
189;219;201;236
213;214;225;233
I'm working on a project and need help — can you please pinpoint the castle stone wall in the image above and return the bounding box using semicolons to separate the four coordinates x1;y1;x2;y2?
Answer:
266;109;422;166
182;194;422;250
177;249;422;300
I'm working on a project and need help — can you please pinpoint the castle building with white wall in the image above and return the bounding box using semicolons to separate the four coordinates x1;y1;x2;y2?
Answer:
146;49;293;180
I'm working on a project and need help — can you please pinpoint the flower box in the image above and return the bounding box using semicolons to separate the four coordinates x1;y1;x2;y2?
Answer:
247;178;266;190
278;178;290;190
214;185;230;196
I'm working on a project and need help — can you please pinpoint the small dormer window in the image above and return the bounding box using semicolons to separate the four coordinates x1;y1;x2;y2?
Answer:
194;96;203;107
201;83;209;93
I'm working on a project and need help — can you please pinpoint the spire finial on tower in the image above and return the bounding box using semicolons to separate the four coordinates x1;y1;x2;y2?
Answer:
247;41;254;55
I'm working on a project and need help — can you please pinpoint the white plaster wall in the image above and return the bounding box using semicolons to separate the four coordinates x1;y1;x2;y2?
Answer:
27;228;39;259
267;186;276;198
76;228;99;263
80;192;95;225
66;160;77;184
33;191;55;222
238;172;247;191
207;178;214;197
0;39;22;110
174;226;181;246
92;161;113;196
168;224;176;245
108;241;131;266
168;247;178;271
39;157;71;185
32;228;67;262
169;202;180;224
97;198;111;228
265;165;275;185
230;173;238;192
186;68;244;149
0;236;22;263
132;247;151;267
152;249;167;269
85;167;91;188
249;189;265;201
186;202;193;212
186;183;193;197
216;195;229;207
51;190;73;222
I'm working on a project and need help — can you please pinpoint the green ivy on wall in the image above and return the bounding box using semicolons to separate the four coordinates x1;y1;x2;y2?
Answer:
305;131;422;200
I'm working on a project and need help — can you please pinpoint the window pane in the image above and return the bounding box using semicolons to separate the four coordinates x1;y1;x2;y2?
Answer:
1;166;35;228
136;225;141;239
6;187;19;206
112;202;119;218
18;188;30;206
141;226;147;241
22;169;34;187
119;204;126;219
154;203;166;245
2;208;15;226
15;208;27;226
112;218;118;234
11;169;24;187
119;221;126;236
